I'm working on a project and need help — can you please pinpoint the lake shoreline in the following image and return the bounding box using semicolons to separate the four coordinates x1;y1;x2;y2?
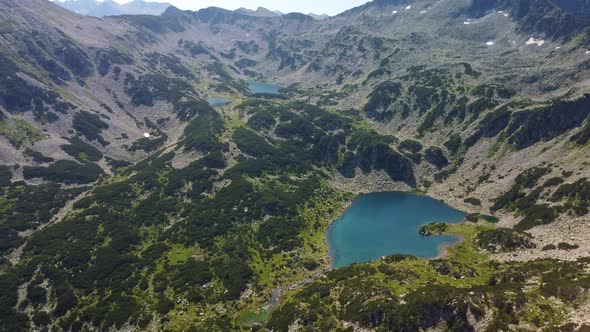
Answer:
323;197;354;270
324;191;467;269
434;234;466;260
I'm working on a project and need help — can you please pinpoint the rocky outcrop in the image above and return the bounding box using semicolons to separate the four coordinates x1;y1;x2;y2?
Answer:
507;94;590;149
340;140;416;187
465;107;512;147
467;0;587;41
476;228;536;252
424;147;449;169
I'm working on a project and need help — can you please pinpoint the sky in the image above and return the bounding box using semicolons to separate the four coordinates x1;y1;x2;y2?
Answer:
116;0;371;15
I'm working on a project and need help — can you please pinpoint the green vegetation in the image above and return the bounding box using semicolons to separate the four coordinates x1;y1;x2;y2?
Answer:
23;160;104;184
0;165;11;187
128;135;167;153
0;97;402;331
1;23;589;332
55;38;94;77
0;268;29;331
6;139;348;330
237;309;268;328
399;139;422;153
174;98;212;122
247;110;276;130
492;167;557;230
476;228;536;252
479;214;499;223
418;222;448;235
269;220;588;331
508;94;590;149
2;67;585;332
362;80;402;120
73;111;109;146
0;182;85;254
106;157;131;170
557;243;580;250
235;40;260;54
206;62;232;81
571;121;590;145
95;48;134;76
24;148;54;163
145;52;194;79
342;129;415;185
61;137;103;162
491;170;590;231
125;73;195;107
458;62;481;78
551;178;590;216
0;53;61;114
179;100;226;153
129;120;168;153
463;197;482;206
0;118;45;148
424;146;449;169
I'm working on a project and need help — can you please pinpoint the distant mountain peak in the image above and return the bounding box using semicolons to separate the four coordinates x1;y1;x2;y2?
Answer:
308;13;330;20
56;0;171;16
233;6;329;20
339;0;411;16
234;7;280;17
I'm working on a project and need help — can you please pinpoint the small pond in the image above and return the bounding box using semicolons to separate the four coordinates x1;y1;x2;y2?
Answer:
248;81;282;95
207;98;231;107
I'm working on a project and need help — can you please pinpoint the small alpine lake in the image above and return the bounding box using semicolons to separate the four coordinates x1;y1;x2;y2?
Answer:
207;98;231;107
327;192;465;268
248;81;282;94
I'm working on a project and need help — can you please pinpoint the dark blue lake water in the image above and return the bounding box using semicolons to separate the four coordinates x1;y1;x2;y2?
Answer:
207;98;231;107
248;81;282;94
327;192;465;268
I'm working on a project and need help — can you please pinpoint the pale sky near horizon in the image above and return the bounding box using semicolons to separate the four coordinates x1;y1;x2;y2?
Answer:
114;0;372;15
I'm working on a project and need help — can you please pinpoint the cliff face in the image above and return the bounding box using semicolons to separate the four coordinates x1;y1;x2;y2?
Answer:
552;0;590;20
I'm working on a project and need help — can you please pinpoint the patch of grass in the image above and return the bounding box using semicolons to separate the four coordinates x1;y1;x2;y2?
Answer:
0;118;45;147
465;213;499;223
237;308;269;327
166;244;203;265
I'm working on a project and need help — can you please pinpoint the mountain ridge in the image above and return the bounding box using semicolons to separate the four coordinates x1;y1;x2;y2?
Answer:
54;0;172;16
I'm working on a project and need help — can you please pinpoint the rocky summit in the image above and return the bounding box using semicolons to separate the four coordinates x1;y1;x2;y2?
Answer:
1;0;590;331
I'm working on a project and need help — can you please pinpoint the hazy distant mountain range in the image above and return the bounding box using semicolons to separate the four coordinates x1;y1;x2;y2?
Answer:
53;0;172;16
53;0;330;19
234;6;283;17
235;6;330;20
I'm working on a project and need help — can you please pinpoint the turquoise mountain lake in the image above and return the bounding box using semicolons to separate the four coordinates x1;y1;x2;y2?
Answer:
327;192;465;268
207;98;231;107
248;81;282;94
